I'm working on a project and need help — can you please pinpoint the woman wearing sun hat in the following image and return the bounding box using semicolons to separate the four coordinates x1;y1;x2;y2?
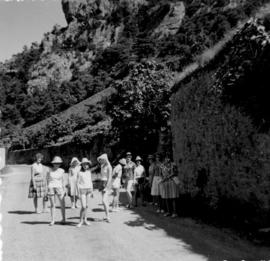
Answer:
28;153;49;213
68;157;81;209
134;156;146;207
111;158;126;211
160;155;179;218
151;153;163;213
47;156;66;226
97;153;113;223
76;157;93;227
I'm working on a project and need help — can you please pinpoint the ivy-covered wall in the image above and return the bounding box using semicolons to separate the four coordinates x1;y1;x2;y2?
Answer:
171;18;270;228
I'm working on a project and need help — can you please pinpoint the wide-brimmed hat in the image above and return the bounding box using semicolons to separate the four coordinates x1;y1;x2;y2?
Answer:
135;156;142;162
51;156;63;164
70;157;80;166
126;152;132;157
81;157;92;165
119;158;127;165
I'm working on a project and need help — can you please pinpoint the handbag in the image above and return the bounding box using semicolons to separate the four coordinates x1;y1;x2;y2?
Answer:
172;176;181;185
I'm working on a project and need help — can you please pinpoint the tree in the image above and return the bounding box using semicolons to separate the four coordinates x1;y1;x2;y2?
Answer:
107;61;173;154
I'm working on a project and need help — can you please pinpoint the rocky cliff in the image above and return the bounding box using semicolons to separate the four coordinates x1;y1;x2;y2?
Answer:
25;0;185;93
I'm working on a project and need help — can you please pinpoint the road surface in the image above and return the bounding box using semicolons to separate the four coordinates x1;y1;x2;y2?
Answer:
1;165;270;261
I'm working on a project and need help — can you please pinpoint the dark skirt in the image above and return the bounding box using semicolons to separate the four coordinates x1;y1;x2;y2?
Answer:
28;179;47;198
96;180;107;192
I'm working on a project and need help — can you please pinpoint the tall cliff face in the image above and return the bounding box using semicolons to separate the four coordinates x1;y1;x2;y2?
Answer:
25;0;185;92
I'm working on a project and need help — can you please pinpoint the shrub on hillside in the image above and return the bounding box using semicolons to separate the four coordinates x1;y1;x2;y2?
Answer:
107;61;173;154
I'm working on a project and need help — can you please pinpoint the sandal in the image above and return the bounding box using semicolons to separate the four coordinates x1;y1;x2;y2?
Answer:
103;217;111;223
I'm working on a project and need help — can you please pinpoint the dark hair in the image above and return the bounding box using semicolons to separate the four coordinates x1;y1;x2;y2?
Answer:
35;153;44;160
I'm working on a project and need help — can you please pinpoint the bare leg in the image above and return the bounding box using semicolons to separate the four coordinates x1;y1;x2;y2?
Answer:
134;185;138;207
102;191;110;222
58;194;66;223
84;194;90;225
49;196;55;225
126;189;132;206
42;197;48;212
116;188;120;208
33;197;38;213
77;194;86;227
112;189;116;209
71;196;75;208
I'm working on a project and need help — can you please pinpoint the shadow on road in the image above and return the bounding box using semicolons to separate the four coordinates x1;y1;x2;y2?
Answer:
8;210;36;215
68;216;96;222
21;221;78;226
118;192;269;260
92;208;104;212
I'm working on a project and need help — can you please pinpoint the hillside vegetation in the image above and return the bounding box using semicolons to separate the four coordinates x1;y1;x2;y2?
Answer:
0;0;267;145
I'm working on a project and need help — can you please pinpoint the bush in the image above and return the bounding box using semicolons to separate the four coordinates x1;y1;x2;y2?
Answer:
45;116;75;144
107;60;173;155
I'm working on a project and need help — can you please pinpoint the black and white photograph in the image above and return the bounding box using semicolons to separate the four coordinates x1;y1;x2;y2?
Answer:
1;0;270;260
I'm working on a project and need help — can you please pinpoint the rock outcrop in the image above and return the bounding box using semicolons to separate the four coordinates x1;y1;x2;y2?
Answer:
152;2;185;38
23;0;188;93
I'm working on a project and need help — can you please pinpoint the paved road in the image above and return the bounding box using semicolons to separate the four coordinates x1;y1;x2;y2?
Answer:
1;165;270;261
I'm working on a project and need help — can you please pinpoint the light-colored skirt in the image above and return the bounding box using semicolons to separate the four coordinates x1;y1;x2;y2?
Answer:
151;176;162;196
161;179;179;199
125;179;135;192
68;176;78;196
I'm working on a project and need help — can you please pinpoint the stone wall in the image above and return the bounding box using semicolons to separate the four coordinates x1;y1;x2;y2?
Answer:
7;135;112;171
0;147;6;170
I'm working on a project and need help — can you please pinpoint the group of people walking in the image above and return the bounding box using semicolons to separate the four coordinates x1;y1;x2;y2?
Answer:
28;151;180;227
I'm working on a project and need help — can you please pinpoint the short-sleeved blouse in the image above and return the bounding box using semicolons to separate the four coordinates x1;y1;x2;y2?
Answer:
47;168;65;188
77;170;93;189
31;162;45;181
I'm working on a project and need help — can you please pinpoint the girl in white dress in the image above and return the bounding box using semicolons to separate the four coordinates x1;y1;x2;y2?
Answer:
97;153;112;223
47;156;66;226
112;158;126;211
77;158;93;227
68;157;81;208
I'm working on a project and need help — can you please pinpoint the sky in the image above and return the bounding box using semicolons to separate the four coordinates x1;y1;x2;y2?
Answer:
0;0;67;62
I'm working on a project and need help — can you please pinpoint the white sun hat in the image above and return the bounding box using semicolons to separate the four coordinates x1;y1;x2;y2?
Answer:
51;156;63;164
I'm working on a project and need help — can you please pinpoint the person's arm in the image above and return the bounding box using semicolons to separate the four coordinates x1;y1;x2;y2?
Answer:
133;164;136;184
67;168;71;187
46;169;50;189
105;166;112;190
31;166;37;189
62;170;65;190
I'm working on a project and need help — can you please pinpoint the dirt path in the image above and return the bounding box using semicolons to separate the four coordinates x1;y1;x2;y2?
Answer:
1;165;270;261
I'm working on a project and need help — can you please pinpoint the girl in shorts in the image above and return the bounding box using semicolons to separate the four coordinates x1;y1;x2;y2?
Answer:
97;153;112;223
47;156;66;226
77;158;93;227
111;158;126;212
